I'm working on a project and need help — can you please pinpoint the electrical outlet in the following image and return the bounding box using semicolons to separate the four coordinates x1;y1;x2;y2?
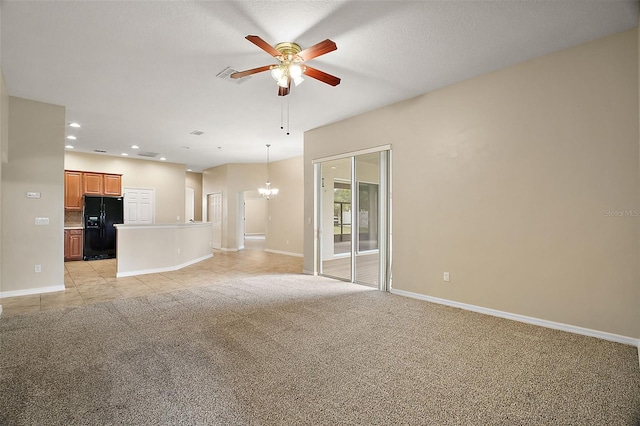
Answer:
443;272;450;282
34;265;42;273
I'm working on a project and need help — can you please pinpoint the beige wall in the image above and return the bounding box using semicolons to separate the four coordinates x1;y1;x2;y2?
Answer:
185;171;203;222
115;223;212;277
202;158;304;255
65;151;186;224
265;156;304;256
0;68;6;304
0;70;6;164
245;197;267;235
202;163;266;250
2;96;66;294
305;29;639;338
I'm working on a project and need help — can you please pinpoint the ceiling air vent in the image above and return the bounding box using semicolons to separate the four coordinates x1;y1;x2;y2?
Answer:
137;151;159;158
216;66;250;84
94;149;107;153
190;131;204;136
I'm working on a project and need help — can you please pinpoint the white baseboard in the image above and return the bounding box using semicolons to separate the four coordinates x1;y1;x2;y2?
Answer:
264;249;303;258
302;269;315;275
390;288;639;347
116;254;213;278
0;284;66;299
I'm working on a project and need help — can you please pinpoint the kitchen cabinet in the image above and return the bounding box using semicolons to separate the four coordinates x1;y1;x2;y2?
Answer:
65;170;123;212
64;229;83;261
103;174;122;196
82;172;122;196
64;171;83;210
83;172;104;195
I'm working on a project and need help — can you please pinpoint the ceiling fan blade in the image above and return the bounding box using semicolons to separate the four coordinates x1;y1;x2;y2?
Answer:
298;39;337;61
303;66;341;86
246;35;281;57
278;86;289;96
230;65;272;79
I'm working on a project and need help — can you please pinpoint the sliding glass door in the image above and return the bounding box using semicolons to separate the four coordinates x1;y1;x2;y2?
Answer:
319;158;352;281
316;148;390;290
355;152;380;287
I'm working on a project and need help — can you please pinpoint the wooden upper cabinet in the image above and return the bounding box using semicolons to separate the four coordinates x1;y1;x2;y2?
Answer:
65;171;123;205
103;174;122;196
83;172;103;195
64;171;83;210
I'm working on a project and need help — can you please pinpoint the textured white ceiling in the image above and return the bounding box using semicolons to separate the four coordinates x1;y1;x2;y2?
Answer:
1;1;638;171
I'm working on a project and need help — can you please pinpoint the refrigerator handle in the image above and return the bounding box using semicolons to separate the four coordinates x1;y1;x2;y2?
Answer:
100;206;105;238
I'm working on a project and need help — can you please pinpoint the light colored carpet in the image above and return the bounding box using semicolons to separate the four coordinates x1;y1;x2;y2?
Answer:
1;274;639;425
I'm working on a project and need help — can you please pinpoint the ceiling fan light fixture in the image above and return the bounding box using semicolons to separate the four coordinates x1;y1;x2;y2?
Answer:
231;35;340;96
271;66;284;81
276;75;289;88
289;64;303;79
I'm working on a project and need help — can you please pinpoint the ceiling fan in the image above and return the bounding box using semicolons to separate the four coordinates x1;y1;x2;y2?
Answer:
230;35;341;96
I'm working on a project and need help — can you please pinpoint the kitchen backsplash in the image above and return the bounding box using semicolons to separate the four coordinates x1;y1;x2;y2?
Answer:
65;210;82;226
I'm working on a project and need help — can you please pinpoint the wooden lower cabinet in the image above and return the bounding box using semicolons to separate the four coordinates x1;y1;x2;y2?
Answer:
64;229;83;261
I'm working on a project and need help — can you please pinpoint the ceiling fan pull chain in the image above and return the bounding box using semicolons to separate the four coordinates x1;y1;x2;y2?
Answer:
280;98;284;130
287;97;290;135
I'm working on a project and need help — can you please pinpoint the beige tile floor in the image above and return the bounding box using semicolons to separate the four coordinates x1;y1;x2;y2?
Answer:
1;248;303;318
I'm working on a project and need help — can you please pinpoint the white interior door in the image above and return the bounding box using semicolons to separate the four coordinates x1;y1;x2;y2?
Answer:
208;192;222;249
185;187;195;222
123;188;155;224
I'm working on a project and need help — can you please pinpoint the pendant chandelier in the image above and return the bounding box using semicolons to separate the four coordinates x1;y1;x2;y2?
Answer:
258;144;279;200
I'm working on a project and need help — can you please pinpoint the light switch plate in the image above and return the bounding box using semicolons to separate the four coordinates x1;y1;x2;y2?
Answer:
35;217;49;225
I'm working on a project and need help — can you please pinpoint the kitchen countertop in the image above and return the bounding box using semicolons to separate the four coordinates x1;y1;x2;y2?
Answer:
64;225;83;230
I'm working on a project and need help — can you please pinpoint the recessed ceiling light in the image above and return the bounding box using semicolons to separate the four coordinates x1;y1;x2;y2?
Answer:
121;153;128;156
130;145;139;149
160;157;166;161
68;122;80;128
66;135;76;140
186;169;192;172
65;145;74;149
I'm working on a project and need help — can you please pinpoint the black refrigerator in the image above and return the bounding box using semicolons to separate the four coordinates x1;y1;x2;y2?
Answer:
83;195;124;260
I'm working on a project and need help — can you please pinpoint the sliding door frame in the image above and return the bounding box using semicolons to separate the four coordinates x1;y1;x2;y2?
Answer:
313;145;392;291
